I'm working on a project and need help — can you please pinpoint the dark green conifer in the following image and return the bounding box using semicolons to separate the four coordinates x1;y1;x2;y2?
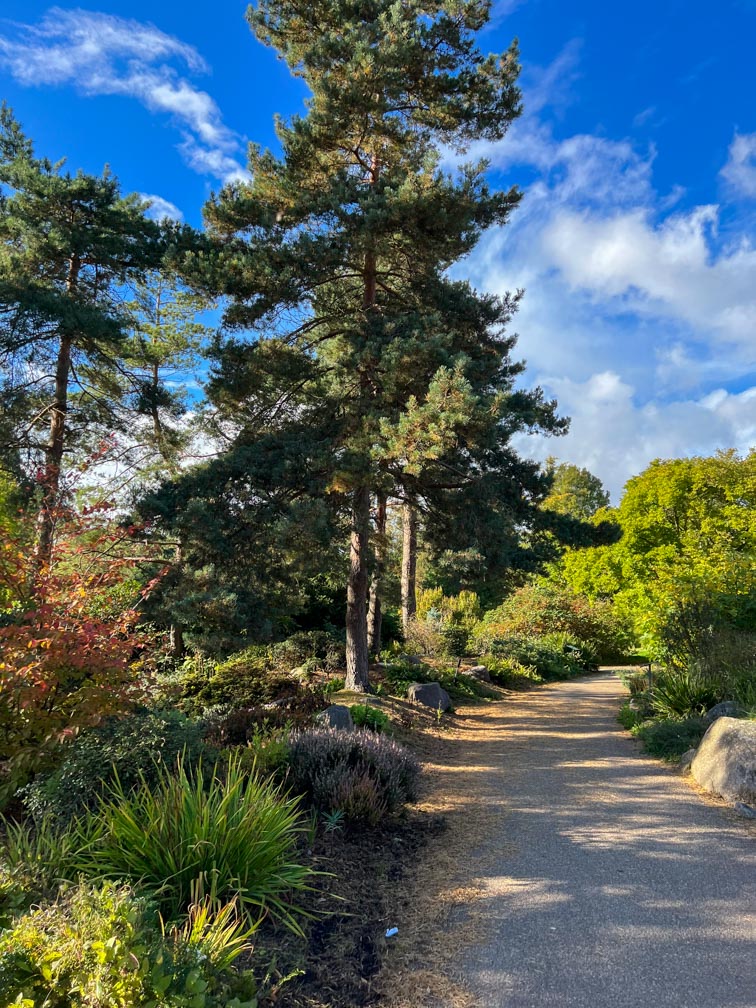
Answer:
0;106;164;567
191;0;564;687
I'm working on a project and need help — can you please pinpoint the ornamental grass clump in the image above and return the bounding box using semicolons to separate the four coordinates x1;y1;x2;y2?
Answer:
69;752;311;928
287;728;420;826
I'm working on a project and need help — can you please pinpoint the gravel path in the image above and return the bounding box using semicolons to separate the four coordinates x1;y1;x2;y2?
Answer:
453;673;756;1008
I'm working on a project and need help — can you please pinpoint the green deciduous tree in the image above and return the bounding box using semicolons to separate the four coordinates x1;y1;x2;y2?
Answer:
542;458;610;520
560;450;756;658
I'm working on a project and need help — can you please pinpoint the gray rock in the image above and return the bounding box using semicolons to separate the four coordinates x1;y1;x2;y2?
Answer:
407;681;451;712
679;748;697;774
399;653;423;666
466;664;492;683
690;717;756;804
262;697;291;711
733;801;756;819
316;704;354;731
702;700;743;725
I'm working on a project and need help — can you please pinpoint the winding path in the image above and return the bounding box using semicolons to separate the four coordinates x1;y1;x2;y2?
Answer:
387;672;756;1008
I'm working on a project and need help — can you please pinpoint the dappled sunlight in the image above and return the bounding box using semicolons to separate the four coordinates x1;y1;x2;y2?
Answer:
390;673;755;1008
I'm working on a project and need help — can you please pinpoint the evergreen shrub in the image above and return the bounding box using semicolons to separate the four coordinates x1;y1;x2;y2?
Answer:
22;709;207;824
287;728;420;825
631;717;707;761
176;648;296;714
270;630;345;671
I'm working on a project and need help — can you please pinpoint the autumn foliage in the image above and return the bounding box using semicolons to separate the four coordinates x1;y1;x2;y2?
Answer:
0;502;163;777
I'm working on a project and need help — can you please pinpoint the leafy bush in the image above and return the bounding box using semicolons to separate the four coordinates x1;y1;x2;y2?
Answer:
617;701;646;730
475;634;585;681
0;507;156;784
483;655;544;689
223;723;292;781
68;753;311;927
631;717;707;761
350;704;390;733
473;582;632;662
287;728;420;825
0;881;258;1008
402;617;444;657
377;659;429;697
619;670;652;696
375;659;490;703
22;709;207;824
439;623;469;656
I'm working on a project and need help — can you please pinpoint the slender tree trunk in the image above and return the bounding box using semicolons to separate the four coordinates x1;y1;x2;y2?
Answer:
401;503;418;635
169;542;186;658
344;151;381;691
367;493;387;658
345;485;371;691
33;254;79;572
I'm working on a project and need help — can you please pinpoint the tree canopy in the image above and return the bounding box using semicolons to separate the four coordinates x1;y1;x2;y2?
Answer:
167;0;565;686
559;450;756;657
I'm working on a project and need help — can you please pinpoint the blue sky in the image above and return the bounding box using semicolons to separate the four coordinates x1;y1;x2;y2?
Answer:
1;0;755;499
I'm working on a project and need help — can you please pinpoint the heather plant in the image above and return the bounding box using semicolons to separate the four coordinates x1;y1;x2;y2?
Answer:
287;728;420;825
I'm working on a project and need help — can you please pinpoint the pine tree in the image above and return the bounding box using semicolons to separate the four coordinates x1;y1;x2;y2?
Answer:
0;105;164;568
187;0;567;688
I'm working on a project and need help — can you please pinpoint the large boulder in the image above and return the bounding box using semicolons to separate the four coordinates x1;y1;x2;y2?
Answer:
690;717;756;804
316;704;354;731
702;700;743;726
466;665;491;683
407;681;451;712
399;653;423;666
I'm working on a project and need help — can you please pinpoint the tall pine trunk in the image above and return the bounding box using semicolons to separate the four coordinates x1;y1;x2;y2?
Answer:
345;484;371;691
367;493;387;657
344;151;380;690
401;503;418;635
34;254;79;573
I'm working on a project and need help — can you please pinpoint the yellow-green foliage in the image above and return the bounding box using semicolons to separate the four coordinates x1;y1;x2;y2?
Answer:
0;881;258;1007
559;450;756;658
416;588;481;629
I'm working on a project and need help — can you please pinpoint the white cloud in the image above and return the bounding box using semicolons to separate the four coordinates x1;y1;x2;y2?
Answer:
0;7;248;183
516;372;756;501
452;42;756;497
720;131;756;198
540;205;756;351
139;193;184;222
